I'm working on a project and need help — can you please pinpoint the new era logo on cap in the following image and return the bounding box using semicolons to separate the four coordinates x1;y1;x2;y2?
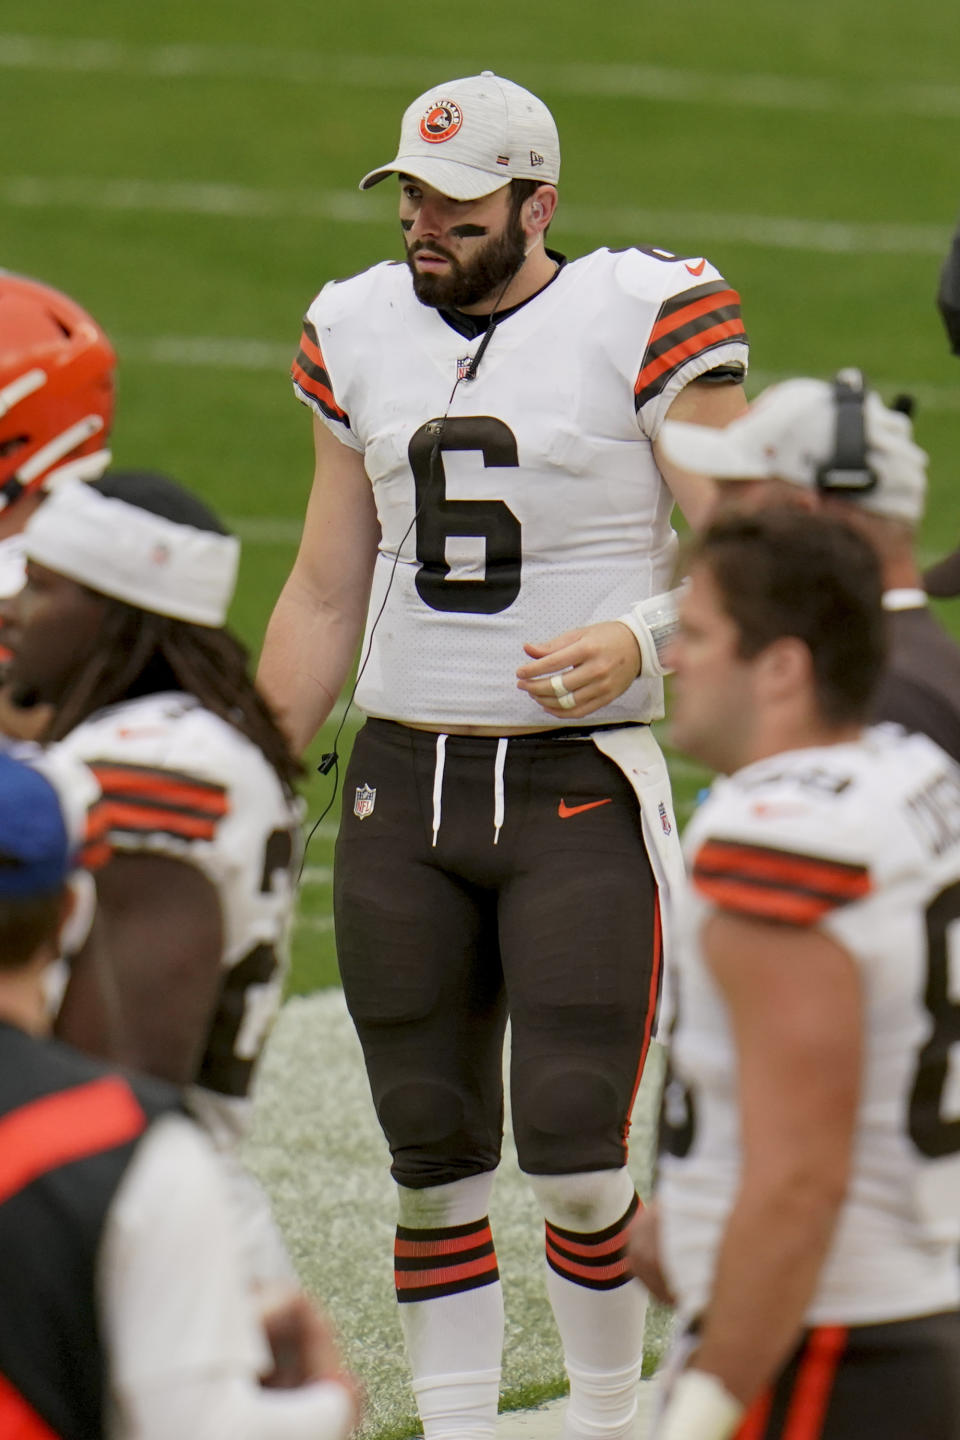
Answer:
359;71;561;202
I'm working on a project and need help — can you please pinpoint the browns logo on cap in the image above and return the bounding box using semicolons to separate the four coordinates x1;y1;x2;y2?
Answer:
419;101;463;144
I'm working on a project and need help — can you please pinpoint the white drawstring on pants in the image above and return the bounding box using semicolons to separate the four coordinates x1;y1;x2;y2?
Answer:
493;738;507;846
430;734;510;847
431;733;447;849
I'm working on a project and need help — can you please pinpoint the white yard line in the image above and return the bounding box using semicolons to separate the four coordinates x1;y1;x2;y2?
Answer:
299;822;341;841
2;174;952;257
299;866;332;887
113;336;960;420
294;913;335;933
2;33;960;118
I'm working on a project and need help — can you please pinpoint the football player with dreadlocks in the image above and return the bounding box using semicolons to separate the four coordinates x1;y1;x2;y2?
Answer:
2;468;304;1284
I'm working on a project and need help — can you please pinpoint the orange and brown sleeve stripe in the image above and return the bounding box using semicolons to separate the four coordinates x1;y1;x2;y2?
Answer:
634;279;746;411
291;319;351;428
0;1373;60;1440
693;837;870;926
0;1075;146;1207
88;760;229;846
394;1217;499;1303
79;794;114;871
545;1192;639;1291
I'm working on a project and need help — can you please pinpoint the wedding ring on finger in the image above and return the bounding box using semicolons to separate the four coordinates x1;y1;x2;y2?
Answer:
550;674;577;710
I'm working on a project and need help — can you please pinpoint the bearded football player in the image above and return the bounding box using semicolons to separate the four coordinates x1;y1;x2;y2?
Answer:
260;70;750;1440
3;470;303;1283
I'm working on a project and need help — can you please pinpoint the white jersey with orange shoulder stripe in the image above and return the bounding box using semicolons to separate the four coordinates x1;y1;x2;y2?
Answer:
52;691;303;1148
659;725;960;1326
292;246;748;728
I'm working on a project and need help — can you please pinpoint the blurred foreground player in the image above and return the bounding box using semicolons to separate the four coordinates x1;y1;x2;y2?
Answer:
2;470;304;1283
924;215;960;595
260;69;748;1440
936;209;960;361
634;509;960;1440
0;750;359;1440
0;271;115;736
0;270;114;578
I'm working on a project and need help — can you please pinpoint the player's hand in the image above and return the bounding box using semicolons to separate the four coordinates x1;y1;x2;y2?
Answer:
626;1201;675;1306
260;1289;362;1420
515;621;642;719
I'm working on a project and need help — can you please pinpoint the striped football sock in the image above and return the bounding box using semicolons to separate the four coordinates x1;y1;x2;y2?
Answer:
395;1175;503;1440
530;1169;647;1440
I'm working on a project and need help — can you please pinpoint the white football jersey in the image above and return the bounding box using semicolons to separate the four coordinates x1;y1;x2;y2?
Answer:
293;247;748;728
54;692;303;1147
659;726;960;1325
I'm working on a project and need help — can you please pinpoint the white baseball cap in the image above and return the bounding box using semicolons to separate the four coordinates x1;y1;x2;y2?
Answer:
659;372;928;524
359;71;560;202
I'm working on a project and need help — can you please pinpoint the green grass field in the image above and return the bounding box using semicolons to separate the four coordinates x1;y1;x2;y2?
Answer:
5;0;957;993
3;3;959;1426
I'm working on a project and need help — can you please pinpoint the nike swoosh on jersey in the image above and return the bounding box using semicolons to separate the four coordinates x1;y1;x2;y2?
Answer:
558;798;613;818
685;259;706;276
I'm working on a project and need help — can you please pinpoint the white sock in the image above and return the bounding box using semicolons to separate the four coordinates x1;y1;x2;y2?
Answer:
528;1169;647;1440
395;1173;503;1440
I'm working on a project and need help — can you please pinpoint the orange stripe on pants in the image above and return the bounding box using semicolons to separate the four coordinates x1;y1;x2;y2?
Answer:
736;1387;773;1440
782;1326;847;1440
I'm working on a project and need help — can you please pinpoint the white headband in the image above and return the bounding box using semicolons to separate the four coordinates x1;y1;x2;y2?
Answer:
23;480;239;626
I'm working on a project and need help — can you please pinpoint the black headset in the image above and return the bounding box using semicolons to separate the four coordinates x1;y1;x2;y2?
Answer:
814;368;878;497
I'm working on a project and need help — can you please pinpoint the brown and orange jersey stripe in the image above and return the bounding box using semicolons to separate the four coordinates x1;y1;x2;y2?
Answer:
291;319;351;428
0;1075;147;1207
634;280;747;412
0;1372;59;1440
88;760;229;846
693;836;871;925
79;792;114;871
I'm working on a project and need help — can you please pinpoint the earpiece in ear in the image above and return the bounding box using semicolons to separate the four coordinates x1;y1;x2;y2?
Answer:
531;203;543;221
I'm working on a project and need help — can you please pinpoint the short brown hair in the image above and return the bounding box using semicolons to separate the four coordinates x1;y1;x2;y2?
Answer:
689;506;887;725
508;178;551;229
0;890;64;971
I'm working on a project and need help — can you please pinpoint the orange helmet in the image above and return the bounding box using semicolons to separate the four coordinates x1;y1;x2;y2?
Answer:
0;272;116;513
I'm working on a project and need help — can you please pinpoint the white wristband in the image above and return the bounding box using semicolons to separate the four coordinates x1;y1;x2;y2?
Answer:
657;1369;744;1440
617;584;685;679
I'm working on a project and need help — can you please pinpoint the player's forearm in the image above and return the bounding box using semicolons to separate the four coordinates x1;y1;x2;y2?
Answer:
258;582;366;756
119;1372;357;1440
691;1170;845;1408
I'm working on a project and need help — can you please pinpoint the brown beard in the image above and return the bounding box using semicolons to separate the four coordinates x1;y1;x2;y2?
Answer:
405;217;527;310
